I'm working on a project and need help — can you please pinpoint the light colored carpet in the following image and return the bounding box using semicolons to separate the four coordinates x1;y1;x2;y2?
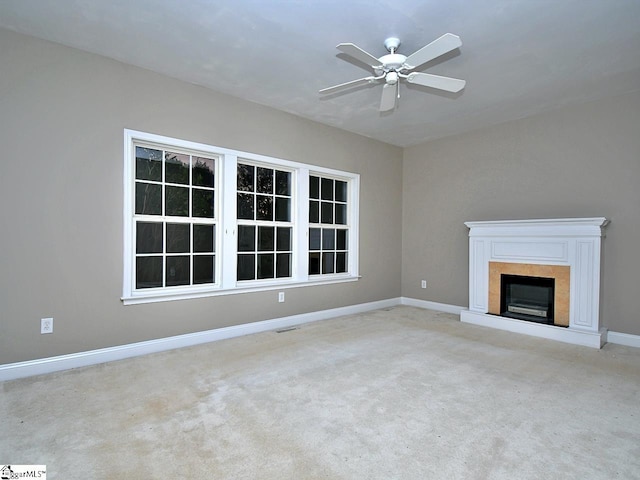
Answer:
1;306;639;479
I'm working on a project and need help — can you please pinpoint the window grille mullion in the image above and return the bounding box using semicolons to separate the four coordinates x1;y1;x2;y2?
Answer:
221;154;238;288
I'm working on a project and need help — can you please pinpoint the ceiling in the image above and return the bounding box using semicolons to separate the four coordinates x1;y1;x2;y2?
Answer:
1;0;639;147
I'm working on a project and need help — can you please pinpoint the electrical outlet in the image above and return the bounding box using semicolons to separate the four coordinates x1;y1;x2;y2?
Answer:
421;280;427;289
41;317;53;334
278;292;285;303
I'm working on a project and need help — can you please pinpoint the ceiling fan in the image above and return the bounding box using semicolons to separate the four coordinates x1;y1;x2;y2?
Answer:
320;33;466;112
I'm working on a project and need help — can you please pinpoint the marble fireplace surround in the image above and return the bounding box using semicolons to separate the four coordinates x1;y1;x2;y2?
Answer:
460;218;609;348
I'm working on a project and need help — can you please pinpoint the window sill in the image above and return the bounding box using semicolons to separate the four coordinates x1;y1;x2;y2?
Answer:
121;275;360;305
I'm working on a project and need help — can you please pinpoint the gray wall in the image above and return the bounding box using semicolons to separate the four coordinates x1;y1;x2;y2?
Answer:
3;27;639;367
0;29;403;364
402;90;640;335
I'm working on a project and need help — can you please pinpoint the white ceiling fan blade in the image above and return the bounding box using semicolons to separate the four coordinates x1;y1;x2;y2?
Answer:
379;83;396;112
404;33;462;70
336;43;382;68
319;76;378;94
406;72;466;93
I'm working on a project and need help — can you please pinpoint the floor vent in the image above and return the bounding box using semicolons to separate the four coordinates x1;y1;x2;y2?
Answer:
276;327;298;334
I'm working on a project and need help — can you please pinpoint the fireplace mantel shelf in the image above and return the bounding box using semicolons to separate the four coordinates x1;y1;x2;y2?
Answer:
465;217;609;237
461;217;609;348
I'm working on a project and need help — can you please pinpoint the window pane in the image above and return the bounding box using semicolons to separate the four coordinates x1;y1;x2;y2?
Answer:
237;164;254;192
237;254;255;281
321;202;333;224
256;195;273;221
337;229;348;250
135;147;162;182
135;182;162;215
309;228;321;250
193;255;214;284
335;180;347;202
309;252;320;275
194;224;214;253
165;186;189;216
192;188;214;218
257;254;274;279
276;227;291;251
275;170;291;196
258;226;274;251
321;178;333;200
309;176;319;199
166;223;190;253
238;225;256;252
276;253;291;278
309;201;319;224
237;193;254;219
335;204;347;225
192;156;214;187
322;252;335;274
136;256;163;288
323;229;335;250
166;256;190;286
256;167;273;194
275;197;290;222
136;222;163;254
336;252;347;273
165;152;189;185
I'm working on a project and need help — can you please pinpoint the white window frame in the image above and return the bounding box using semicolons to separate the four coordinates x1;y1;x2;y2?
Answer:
122;129;360;305
308;172;353;276
235;159;296;284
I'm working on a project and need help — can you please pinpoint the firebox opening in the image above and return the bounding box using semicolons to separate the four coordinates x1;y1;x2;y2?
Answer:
500;274;557;326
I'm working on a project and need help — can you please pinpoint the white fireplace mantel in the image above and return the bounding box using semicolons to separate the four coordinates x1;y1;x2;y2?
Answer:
460;217;609;348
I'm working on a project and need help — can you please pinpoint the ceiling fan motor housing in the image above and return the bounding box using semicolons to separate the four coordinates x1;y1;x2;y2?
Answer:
378;53;407;71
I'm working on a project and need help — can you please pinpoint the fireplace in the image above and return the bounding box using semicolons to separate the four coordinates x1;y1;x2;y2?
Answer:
460;218;608;348
488;261;570;327
500;274;555;324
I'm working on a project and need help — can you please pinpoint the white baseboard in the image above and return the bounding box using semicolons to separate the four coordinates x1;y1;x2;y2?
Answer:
606;331;640;348
8;298;631;382
401;297;640;350
400;297;465;315
0;297;401;382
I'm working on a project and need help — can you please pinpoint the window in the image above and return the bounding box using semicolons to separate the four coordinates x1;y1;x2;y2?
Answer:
123;130;359;304
236;162;293;281
134;146;217;290
309;175;349;275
